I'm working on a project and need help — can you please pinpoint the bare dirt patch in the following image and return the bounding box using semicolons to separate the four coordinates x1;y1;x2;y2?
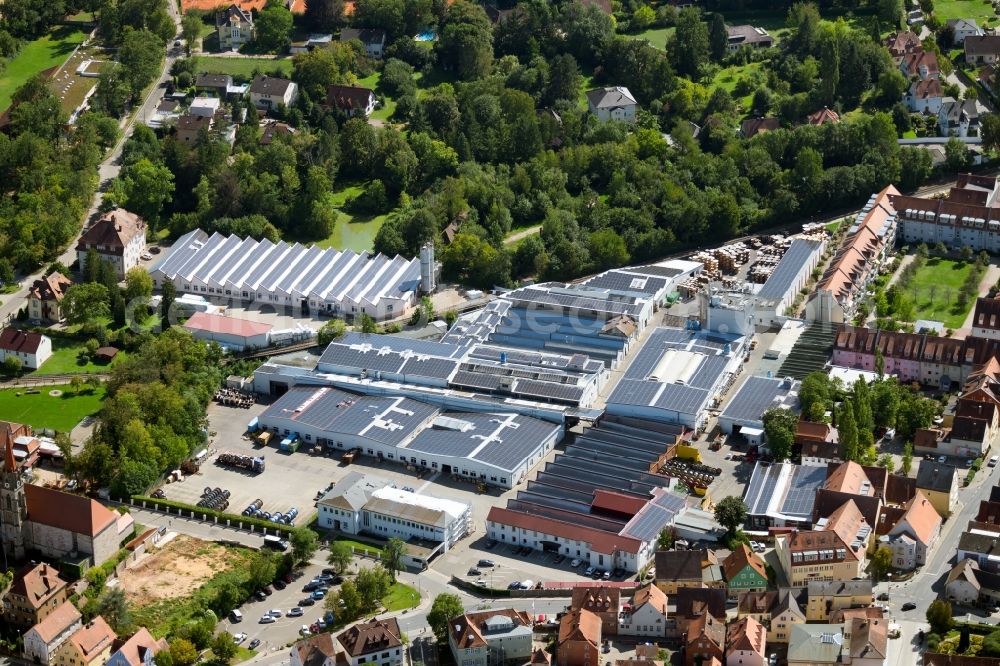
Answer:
118;535;242;606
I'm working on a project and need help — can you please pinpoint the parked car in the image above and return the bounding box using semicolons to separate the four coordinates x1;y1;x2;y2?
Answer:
508;581;521;590
268;609;283;618
938;455;947;464
967;459;975;468
273;580;286;590
877;593;889;601
300;597;316;606
570;558;582;568
300;625;311;636
478;559;495;567
248;639;261;650
584;566;595;576
233;633;247;644
263;586;274;596
602;570;611;580
991;456;999;467
322;568;337;576
901;602;917;611
254;591;267;602
311;590;326;600
554;555;566;564
259;615;275;624
288;607;303;617
468;568;482;576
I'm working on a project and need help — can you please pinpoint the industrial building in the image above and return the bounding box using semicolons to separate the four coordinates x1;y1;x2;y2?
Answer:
183;312;272;351
316;472;471;562
743;461;828;528
752;238;826;327
605;327;747;429
718;376;800;445
255;385;563;488
486;416;691;573
150;230;436;321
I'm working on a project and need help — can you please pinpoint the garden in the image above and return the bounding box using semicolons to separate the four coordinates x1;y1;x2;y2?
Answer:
0;382;105;432
0;25;88;111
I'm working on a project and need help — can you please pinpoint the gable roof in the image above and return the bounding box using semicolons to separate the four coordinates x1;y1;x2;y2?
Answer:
77;209;145;254
741;116;779;138
337;618;401;657
572;586;620;614
892;490;942;545
558;608;601;647
947;558;981;588
68;617;117;662
654;550;704;582
586;86;636;110
849;618;887;660
900;50;939;77
24;484;117;537
293;633;338;666
0;328;45;355
29;272;72;303
910;77;943;100
325;85;374;111
737;590;776;615
917;460;957;492
339;28;386;45
449;608;532;650
965;34;1000;56
216;3;252;27
675;587;727;620
183;312;272;338
722;544;767;583
29;601;81;643
110;628;167;666
885;30;922;56
727;616;766;656
773;587;806;618
249;75;295;97
630;583;667;615
10;563;67;608
687;611;725;649
806;107;840;126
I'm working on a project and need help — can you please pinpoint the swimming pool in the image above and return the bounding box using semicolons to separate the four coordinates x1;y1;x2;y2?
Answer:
415;31;436;41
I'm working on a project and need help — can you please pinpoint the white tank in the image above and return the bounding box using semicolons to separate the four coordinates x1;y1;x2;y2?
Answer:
419;242;436;293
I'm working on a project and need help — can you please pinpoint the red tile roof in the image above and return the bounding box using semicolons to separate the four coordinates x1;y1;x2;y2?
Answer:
591;489;648;516
30;601;81;643
29;272;72;303
110;628;168;666
487;506;642;554
76;209;145;256
24;484;117;537
558;608;601;647
10;563;66;609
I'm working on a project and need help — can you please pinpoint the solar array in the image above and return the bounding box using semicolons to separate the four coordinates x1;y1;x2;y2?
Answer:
756;238;824;302
151;229;421;315
622;491;688;541
583;270;669;296
743;461;827;522
504;284;648;318
719;376;800;425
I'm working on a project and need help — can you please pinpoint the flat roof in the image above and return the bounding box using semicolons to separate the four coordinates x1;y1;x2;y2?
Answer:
368;486;469;522
719;376;799;426
744;461;826;522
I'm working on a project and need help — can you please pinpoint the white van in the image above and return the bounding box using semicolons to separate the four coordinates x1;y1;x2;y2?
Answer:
990;456;999;467
520;580;534;590
230;609;243;623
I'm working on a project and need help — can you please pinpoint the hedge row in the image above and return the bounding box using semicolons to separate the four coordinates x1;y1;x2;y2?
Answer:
131;495;297;537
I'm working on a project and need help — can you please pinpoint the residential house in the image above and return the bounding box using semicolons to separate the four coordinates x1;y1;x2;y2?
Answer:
805;580;873;622
768;589;807;643
22;601;82;665
949;19;985;45
655;550;709;593
805;107;840;126
946;557;1000;605
980;64;996;90
774;500;870;586
337;618;403;666
585;87;637;123
249;76;299;111
726;25;773;51
965;35;1000;65
557;609;601;666
189;97;221;119
260;122;293;145
27;272;72;324
740;117;779;139
324;85;376;118
906;78;944;114
174;114;211;144
722;545;769;599
797;421;840;463
194;73;232;97
916;460;959;517
939;98;981;137
787;625;844;666
618;584;668;638
703;549;726;590
0;328;52;370
736;591;776;626
106;629;168;666
290;634;339;666
340;28;386;58
290;34;333;54
3;563;69;630
957;529;1000;571
53;617;117;666
76;208;147;278
726;617;767;666
685;612;726;666
900;50;939;80
572;586;620;636
885;30;922;59
216;4;254;51
885;490;942;570
448;609;533;666
844;618;888;666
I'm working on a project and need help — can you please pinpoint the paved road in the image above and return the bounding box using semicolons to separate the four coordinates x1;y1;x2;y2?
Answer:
0;7;182;327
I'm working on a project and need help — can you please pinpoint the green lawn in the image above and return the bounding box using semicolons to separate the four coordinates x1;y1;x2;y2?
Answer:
334;537;384;557
934;0;997;23
623;26;675;51
0;384;105;432
382;582;420;611
311;183;389;253
0;26;87;111
905;257;979;328
708;61;764;107
195;56;293;80
32;338;121;376
356;71;398;122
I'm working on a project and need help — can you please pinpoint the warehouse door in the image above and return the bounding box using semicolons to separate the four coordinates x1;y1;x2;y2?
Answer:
301;299;309;315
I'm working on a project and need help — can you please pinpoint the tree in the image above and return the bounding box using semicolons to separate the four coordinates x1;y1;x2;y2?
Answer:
437;2;493;80
714;496;747;534
674;8;709;78
161;281;176;331
799;372;832;422
318;319;347;345
305;0;346;31
63;283;110;324
709;13;728;61
111;158;175;228
290;528;318;564
169;639;199;666
902;442;914;475
96;587;132;633
926;599;954;634
839;401;860;461
212;632;238;664
869;545;892;581
983;113;1000;154
588;229;629;272
125;267;153;305
327;541;354;573
656;528;675;550
982;629;1000;657
355;566;391;610
946;136;973;171
255;4;294;53
382;537;405;581
181;13;202;55
879;0;904;29
762;408;797;462
632;5;655;32
1;356;21;375
427;593;464;642
119;29;165;99
359;313;378;334
248;553;277;591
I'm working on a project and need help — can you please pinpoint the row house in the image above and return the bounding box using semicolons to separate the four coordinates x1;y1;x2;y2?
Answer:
736;589;807;644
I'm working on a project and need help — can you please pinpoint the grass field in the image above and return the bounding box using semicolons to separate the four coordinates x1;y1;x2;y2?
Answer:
333;537;384;557
33;338;120;376
382;582;419;611
934;0;997;23
356;71;399;122
0;27;87;111
196;56;293;80
624;26;675;51
904;257;979;328
0;384;105;432
708;61;764;107
312;184;389;253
